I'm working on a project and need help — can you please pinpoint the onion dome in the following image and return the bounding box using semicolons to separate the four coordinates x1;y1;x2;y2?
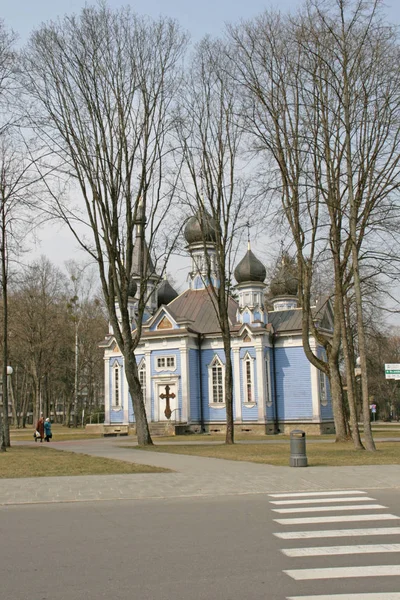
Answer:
128;279;137;298
269;253;298;297
184;210;217;245
234;248;266;284
157;279;178;307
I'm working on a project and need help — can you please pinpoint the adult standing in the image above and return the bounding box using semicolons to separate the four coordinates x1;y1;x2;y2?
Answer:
44;418;52;442
35;416;44;443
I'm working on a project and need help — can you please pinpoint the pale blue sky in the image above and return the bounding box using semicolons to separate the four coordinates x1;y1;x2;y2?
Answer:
4;0;400;298
3;0;400;43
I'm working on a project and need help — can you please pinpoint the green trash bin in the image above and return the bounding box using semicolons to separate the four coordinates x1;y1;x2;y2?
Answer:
290;429;308;467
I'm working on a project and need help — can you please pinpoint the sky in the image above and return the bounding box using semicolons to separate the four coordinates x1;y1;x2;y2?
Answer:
3;0;400;294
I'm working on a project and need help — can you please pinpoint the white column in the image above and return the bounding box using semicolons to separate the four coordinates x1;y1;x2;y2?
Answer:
123;357;129;424
145;350;151;421
256;343;266;422
233;348;242;422
104;355;111;424
180;340;190;423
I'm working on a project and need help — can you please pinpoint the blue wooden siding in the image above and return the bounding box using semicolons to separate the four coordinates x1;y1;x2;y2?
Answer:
275;346;312;420
189;349;200;422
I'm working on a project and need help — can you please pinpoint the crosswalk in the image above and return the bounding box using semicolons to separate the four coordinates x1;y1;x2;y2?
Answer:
269;489;400;600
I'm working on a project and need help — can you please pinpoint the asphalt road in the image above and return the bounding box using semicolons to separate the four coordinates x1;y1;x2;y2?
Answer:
1;488;400;600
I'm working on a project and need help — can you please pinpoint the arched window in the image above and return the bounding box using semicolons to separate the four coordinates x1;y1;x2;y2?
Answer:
243;352;254;404
113;363;120;407
209;356;224;404
139;359;146;395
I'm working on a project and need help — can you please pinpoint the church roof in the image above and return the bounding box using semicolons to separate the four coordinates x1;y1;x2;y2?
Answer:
234;248;266;284
268;308;302;332
131;235;156;279
157;279;179;307
184;210;217;245
167;288;238;334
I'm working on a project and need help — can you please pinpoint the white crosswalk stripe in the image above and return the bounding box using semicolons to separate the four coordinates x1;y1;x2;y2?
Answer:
268;489;400;600
269;490;368;498
284;564;400;580
275;527;400;539
287;594;400;600
270;496;375;505
275;513;399;524
282;543;400;557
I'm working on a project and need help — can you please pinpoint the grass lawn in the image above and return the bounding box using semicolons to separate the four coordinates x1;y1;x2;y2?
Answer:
0;446;170;478
9;424;134;442
136;440;400;467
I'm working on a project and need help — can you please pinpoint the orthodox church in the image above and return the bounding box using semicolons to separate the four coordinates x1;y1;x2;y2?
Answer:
101;212;334;436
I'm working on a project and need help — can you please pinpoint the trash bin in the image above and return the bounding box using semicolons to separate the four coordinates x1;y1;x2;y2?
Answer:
290;429;307;467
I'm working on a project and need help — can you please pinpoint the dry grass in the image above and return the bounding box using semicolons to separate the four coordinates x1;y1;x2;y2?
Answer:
10;424;135;442
138;440;400;467
0;446;170;478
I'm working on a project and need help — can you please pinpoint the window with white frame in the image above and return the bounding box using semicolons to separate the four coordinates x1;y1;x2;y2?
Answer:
113;363;120;407
319;369;327;406
209;356;224;404
156;356;176;370
139;359;146;393
243;353;254;404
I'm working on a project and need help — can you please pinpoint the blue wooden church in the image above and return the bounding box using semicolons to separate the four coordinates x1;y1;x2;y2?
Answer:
101;212;334;435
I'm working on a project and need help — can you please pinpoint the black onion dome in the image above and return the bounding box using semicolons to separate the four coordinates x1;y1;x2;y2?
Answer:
234;249;266;284
157;279;178;307
128;279;137;298
184;210;217;245
269;254;298;297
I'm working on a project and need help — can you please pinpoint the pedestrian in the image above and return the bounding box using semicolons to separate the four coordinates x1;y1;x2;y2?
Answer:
35;416;44;443
44;418;52;442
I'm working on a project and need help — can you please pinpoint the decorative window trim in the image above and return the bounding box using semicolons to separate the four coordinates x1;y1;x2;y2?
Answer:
208;355;225;406
265;356;272;406
138;358;146;399
155;355;176;372
243;352;256;407
319;369;328;406
112;362;122;410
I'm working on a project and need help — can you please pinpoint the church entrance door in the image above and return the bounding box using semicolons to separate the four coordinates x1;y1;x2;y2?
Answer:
158;382;178;421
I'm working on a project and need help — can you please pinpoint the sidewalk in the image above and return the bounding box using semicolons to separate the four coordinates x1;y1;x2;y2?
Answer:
1;437;399;506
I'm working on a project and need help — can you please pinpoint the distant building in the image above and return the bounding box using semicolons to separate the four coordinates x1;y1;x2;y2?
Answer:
101;211;334;435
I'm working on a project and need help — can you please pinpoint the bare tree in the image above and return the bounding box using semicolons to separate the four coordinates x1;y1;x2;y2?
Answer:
23;4;188;444
177;38;257;443
227;10;353;444
228;0;400;450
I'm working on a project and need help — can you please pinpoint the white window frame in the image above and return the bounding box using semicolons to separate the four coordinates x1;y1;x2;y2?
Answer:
112;362;122;409
243;352;255;405
208;355;225;406
155;355;176;372
138;358;146;395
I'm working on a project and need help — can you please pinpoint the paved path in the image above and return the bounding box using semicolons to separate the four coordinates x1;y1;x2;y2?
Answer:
1;437;400;506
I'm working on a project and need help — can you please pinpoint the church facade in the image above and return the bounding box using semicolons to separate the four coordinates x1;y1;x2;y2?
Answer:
101;212;334;436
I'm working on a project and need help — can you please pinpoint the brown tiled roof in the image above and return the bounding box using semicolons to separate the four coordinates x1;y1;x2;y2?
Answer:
166;288;238;334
